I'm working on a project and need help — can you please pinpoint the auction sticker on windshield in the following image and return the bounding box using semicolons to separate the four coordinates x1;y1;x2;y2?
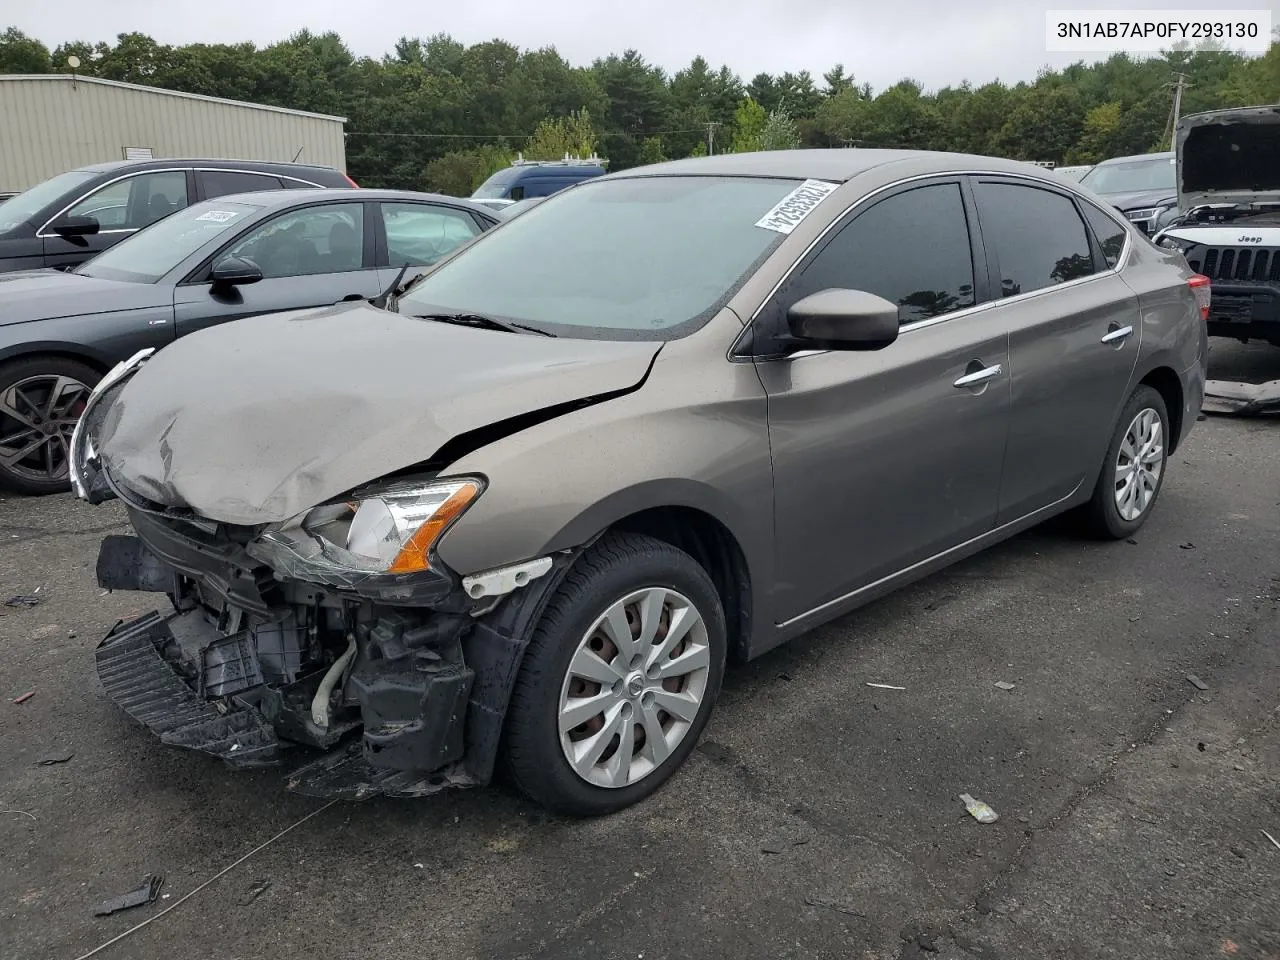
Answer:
755;179;838;234
195;210;241;223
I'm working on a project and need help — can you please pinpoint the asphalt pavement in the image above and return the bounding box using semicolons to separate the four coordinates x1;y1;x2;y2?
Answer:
1;340;1278;960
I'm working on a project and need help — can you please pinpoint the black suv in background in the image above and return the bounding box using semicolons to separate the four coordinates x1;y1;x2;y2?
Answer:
0;158;357;273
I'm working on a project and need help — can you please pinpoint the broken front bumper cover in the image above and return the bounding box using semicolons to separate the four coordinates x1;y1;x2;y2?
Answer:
1202;378;1280;416
96;608;478;800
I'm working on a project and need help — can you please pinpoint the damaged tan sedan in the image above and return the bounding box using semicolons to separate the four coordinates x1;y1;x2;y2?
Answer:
71;150;1208;815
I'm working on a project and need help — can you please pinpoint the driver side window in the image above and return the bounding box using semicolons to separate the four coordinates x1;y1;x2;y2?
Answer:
380;202;481;267
782;182;977;328
222;203;365;279
66;171;189;231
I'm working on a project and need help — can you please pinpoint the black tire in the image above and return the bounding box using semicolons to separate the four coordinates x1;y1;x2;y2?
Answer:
0;356;101;496
1081;384;1170;539
504;532;727;817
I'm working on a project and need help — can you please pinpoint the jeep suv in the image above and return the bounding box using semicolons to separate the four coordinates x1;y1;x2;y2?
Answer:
1154;106;1280;347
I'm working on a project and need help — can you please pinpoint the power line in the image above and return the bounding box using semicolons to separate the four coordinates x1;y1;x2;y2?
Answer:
344;127;713;140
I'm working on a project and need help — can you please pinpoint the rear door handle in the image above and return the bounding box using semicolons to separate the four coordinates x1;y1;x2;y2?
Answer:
954;363;1003;388
1101;324;1134;345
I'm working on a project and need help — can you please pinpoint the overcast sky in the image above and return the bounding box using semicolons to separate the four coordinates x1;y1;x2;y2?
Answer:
8;0;1278;92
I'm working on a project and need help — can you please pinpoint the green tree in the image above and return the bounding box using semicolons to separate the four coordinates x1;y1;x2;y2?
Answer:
0;27;52;73
524;108;598;160
760;106;801;150
1070;101;1126;163
731;97;768;152
637;136;668;165
424;144;512;196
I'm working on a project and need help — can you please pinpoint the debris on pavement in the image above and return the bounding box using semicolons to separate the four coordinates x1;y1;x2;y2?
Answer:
761;843;786;855
1201;378;1280;416
71;800;336;960
1179;542;1196;550
94;875;164;917
1263;829;1280;852
994;681;1016;691
11;691;34;705
960;793;999;823
866;682;906;690
34;752;74;765
238;880;271;906
804;894;864;918
4;595;41;608
1186;674;1209;691
2;807;37;822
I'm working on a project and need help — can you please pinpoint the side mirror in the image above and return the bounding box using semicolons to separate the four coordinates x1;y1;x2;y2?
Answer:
786;288;900;351
50;214;100;237
209;256;263;288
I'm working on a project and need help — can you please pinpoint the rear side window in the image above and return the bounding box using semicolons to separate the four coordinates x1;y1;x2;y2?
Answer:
381;202;482;266
976;182;1095;297
201;170;284;199
1081;202;1127;270
787;182;976;325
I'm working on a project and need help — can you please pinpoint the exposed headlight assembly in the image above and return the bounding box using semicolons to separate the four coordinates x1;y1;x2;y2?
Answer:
247;478;483;594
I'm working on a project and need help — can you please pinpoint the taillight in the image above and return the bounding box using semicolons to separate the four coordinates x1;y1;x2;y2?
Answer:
1187;274;1210;321
343;173;359;187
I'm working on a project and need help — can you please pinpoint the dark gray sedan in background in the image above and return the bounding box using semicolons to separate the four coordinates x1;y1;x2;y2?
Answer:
0;188;499;494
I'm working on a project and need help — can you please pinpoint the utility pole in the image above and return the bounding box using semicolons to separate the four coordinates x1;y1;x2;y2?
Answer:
1161;73;1192;149
706;121;720;155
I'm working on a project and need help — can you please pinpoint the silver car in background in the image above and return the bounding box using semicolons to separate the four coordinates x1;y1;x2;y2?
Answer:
72;150;1209;816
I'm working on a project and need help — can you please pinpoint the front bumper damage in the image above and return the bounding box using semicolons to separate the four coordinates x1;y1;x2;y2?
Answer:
93;521;570;799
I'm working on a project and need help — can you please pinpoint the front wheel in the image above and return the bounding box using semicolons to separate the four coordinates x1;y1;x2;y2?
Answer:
503;533;727;816
1081;384;1170;539
0;357;100;496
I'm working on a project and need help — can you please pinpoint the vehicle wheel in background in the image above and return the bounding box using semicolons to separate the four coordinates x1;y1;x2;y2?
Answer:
504;532;727;816
1081;384;1170;539
0;356;100;496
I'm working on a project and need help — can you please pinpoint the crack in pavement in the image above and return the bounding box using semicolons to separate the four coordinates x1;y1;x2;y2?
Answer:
959;596;1280;922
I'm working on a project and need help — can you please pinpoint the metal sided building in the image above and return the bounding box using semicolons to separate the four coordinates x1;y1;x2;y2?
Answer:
0;74;347;192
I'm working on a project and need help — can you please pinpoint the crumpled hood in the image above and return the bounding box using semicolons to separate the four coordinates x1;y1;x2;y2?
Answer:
0;269;169;326
97;301;660;524
1177;105;1280;209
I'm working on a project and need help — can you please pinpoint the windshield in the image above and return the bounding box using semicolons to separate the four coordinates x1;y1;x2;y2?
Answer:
1081;156;1175;195
0;170;97;234
76;200;262;283
472;170;517;199
400;175;801;339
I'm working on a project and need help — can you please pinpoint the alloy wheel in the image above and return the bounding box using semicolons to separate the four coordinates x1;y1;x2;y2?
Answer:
1114;407;1164;522
0;375;91;485
558;587;711;789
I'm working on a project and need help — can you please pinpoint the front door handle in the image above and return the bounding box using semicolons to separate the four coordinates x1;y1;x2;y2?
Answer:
953;363;1003;388
1101;324;1134;345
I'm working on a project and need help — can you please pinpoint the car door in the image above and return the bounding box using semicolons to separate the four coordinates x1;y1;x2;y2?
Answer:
41;170;192;270
968;178;1142;523
172;199;380;337
751;178;1011;623
374;201;487;290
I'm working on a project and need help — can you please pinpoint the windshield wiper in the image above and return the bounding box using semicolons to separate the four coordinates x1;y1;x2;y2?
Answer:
411;312;555;337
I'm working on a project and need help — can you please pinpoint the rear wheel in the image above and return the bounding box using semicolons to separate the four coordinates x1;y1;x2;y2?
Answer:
1081;385;1170;539
504;533;726;816
0;357;100;496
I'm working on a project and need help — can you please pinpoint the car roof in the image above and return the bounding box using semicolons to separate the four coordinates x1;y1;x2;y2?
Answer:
602;148;1084;184
71;158;345;175
194;187;500;220
1092;151;1175;167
